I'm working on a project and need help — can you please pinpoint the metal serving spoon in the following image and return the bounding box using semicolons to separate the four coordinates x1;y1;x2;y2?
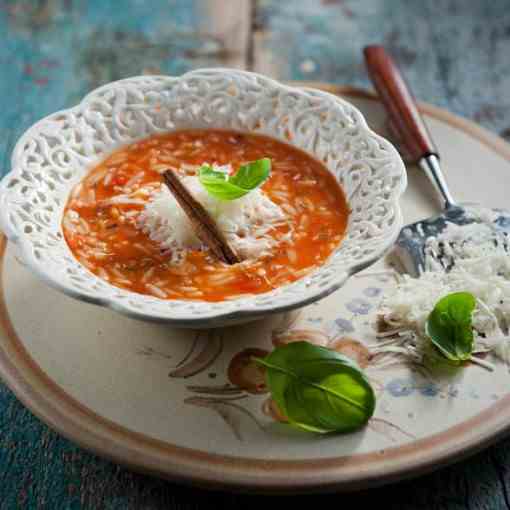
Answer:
363;45;510;276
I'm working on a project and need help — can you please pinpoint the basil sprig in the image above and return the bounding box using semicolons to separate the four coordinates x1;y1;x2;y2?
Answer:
256;341;375;434
198;158;271;201
426;292;476;363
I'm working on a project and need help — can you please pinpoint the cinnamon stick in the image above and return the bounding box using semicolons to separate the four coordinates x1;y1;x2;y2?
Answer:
162;170;240;265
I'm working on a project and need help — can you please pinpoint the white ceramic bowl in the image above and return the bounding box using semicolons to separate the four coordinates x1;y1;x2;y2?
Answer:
0;69;406;327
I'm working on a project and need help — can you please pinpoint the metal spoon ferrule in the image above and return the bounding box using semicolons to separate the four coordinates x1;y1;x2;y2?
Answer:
418;154;457;210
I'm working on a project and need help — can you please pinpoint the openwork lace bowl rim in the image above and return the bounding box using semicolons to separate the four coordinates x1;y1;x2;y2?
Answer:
0;69;406;326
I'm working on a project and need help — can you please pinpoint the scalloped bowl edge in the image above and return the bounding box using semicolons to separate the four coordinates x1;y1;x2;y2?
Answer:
0;70;407;327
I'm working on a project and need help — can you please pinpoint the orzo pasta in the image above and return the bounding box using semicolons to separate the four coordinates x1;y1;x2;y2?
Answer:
63;130;349;301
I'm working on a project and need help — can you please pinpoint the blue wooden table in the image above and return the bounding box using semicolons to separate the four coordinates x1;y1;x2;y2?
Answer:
1;1;510;507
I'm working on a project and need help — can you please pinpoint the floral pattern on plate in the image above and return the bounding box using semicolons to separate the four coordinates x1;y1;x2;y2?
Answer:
131;267;505;444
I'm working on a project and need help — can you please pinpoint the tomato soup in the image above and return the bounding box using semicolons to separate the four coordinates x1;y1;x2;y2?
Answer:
62;130;349;301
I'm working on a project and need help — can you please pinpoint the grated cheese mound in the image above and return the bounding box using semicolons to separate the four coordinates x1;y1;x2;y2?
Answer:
379;213;510;366
137;171;287;264
424;221;506;272
383;257;510;343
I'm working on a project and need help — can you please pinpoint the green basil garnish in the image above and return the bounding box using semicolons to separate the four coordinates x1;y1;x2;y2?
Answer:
255;341;375;434
198;158;271;201
426;291;476;364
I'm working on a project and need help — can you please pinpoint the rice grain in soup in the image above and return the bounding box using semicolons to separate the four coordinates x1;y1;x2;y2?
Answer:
62;130;349;301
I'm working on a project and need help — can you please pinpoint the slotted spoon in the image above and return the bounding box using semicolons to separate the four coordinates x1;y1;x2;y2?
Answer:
364;45;510;276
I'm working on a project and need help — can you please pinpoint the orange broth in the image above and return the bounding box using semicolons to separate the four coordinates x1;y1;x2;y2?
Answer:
62;130;349;301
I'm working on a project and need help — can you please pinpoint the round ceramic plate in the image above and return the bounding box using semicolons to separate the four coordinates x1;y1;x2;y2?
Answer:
0;85;509;494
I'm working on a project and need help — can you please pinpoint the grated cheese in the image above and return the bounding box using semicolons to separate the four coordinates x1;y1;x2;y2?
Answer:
136;168;287;264
379;212;510;366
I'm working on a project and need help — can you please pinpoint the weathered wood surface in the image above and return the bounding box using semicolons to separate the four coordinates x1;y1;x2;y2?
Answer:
1;0;510;508
253;0;510;141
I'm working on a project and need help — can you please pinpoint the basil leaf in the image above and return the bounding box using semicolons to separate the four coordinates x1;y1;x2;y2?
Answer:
229;158;271;189
426;291;476;363
198;165;246;200
199;164;228;183
256;341;375;434
198;158;271;201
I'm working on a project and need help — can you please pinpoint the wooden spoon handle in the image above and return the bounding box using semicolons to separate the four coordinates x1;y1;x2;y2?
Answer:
363;45;438;163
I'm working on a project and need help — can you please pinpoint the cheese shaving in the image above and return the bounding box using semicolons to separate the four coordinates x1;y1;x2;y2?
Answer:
379;212;510;367
137;171;287;264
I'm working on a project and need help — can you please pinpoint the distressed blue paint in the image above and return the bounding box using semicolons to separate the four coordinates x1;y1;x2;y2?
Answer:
256;0;510;140
0;0;218;178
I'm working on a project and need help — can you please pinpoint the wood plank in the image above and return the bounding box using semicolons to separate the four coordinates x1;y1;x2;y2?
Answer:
252;28;281;77
252;0;510;141
199;0;252;69
0;0;253;179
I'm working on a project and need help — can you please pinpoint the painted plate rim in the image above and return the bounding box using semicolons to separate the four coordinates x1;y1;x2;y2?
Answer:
1;84;510;494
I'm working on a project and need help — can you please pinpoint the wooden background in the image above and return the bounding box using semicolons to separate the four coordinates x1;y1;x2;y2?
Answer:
1;0;510;508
